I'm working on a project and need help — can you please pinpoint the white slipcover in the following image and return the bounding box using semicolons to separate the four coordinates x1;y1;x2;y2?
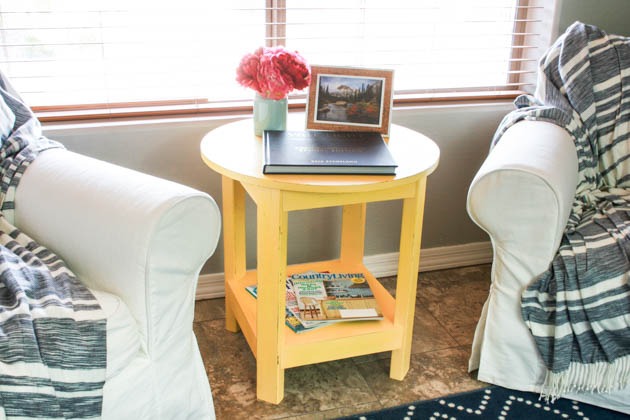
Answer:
467;120;630;414
13;148;221;420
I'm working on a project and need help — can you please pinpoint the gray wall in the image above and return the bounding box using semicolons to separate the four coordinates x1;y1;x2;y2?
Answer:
557;0;630;36
41;0;630;276
43;104;509;275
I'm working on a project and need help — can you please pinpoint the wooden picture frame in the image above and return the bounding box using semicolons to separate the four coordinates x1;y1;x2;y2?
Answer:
306;65;394;136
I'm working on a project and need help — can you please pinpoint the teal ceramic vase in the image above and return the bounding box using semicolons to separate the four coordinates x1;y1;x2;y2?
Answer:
253;93;288;136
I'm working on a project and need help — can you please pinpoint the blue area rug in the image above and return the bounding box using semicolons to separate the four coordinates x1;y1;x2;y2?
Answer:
335;386;629;420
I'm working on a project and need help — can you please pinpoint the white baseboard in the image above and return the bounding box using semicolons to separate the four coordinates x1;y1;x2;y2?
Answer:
196;272;226;300
195;241;493;300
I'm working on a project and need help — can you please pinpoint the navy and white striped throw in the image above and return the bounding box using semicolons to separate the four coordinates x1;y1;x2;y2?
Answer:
0;73;106;418
493;22;630;400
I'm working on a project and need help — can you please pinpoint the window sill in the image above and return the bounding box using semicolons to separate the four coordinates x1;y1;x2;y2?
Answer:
36;90;522;126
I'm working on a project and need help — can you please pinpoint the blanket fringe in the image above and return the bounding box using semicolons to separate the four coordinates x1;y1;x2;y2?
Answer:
542;356;630;402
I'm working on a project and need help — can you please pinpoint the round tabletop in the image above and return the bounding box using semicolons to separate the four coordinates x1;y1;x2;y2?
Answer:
200;114;440;193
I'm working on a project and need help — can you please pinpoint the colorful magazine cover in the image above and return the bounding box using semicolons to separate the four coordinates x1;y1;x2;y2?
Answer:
245;279;334;334
284;278;336;329
290;272;383;321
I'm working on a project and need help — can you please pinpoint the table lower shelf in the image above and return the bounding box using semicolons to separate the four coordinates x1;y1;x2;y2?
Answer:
225;259;404;369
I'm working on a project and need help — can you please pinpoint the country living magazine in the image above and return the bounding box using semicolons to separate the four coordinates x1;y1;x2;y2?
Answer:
291;272;383;321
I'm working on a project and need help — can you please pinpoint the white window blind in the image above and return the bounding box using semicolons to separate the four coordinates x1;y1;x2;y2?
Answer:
281;0;555;97
0;0;556;118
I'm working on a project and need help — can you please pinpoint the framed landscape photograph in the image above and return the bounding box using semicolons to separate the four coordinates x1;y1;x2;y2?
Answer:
306;65;394;136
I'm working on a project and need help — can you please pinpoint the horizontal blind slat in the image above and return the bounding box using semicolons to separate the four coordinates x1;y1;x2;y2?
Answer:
0;39;536;46
0;57;538;65
0;6;544;13
11;68;536;82
0;24;543;32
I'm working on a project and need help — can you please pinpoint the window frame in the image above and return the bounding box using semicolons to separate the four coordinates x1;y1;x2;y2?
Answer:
24;1;539;123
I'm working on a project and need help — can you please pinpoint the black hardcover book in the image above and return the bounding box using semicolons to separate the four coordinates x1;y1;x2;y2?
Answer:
262;130;397;175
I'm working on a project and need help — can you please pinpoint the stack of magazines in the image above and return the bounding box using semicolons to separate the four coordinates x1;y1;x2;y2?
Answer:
245;271;383;334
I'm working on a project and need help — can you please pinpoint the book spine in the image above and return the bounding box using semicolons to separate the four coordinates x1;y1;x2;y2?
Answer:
263;130;270;173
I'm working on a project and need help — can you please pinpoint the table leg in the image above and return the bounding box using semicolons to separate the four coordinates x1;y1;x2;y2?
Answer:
340;203;367;267
222;177;247;333
256;188;288;404
390;177;427;380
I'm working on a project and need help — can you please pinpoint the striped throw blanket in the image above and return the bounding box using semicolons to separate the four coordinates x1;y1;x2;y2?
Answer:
0;74;106;418
493;22;630;399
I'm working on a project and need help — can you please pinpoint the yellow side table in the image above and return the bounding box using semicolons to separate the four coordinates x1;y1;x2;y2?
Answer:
200;116;439;404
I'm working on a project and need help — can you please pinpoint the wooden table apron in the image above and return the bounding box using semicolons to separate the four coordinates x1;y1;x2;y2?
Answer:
201;118;439;404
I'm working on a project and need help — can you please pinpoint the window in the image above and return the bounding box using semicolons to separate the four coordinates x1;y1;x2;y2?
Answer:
0;0;555;121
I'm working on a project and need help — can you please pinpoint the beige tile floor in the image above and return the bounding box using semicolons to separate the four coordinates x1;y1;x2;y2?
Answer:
193;264;492;420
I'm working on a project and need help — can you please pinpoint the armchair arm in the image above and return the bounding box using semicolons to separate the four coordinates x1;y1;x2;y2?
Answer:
467;120;578;280
13;148;221;356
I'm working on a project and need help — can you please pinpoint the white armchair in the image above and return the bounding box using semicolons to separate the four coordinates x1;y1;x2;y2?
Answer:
467;120;630;414
13;148;221;419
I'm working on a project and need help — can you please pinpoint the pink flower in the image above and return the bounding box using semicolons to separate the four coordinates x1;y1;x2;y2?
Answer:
272;49;311;91
236;46;311;100
236;51;261;93
257;52;292;99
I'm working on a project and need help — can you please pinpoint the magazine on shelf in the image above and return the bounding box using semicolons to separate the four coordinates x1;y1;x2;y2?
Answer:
283;277;337;329
245;277;335;334
290;272;383;321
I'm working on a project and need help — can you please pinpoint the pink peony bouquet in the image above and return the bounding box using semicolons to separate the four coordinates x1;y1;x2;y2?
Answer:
236;46;311;100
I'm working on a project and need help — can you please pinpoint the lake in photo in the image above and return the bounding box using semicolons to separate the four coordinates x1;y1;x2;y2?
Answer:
315;75;383;125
